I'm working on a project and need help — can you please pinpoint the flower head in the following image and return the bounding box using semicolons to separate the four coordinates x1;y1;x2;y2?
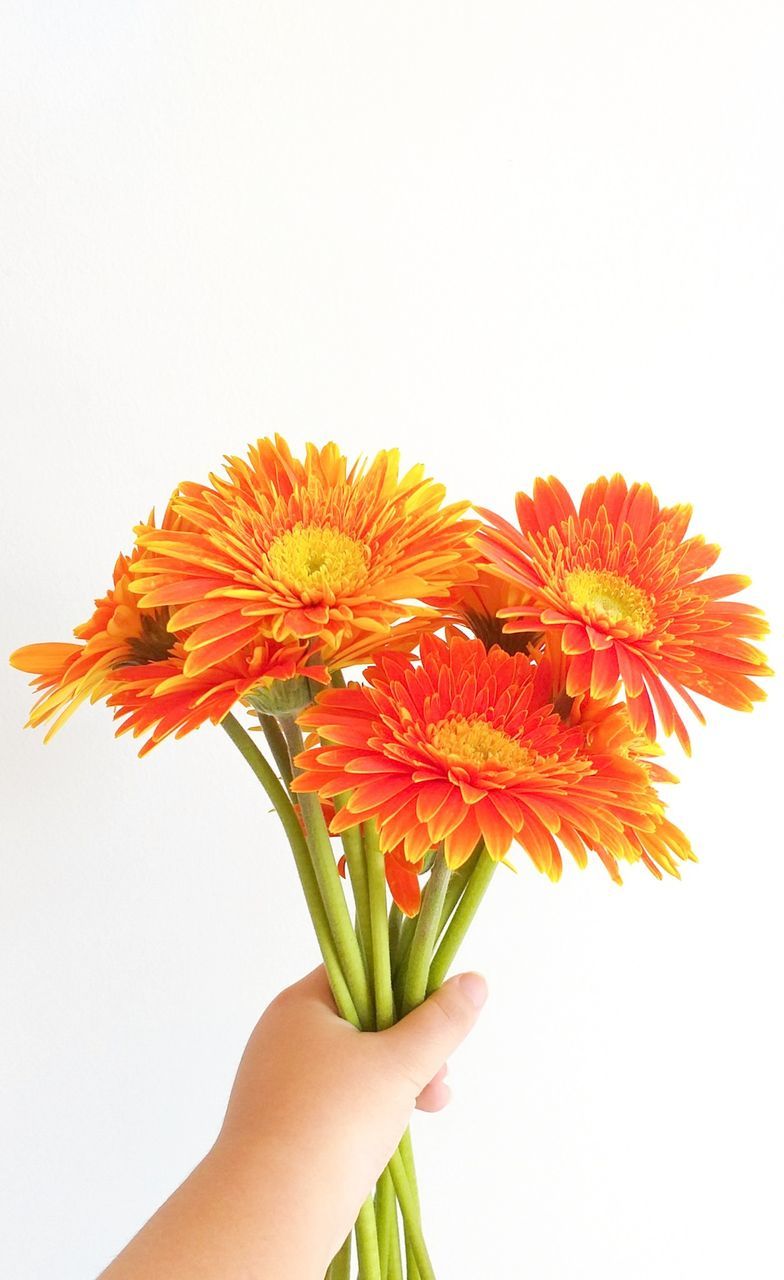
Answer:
565;690;695;882
10;534;176;742
477;474;771;750
439;565;541;655
291;633;679;881
106;638;317;756
131;436;477;679
10;509;319;754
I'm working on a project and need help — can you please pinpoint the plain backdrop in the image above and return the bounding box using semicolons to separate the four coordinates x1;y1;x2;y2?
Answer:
1;4;782;1277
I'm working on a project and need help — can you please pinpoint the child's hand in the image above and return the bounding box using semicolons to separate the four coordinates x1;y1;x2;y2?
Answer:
217;965;488;1267
100;965;487;1279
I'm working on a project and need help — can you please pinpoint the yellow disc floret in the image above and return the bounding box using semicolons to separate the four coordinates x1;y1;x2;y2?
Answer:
267;524;370;603
430;713;535;771
564;568;654;637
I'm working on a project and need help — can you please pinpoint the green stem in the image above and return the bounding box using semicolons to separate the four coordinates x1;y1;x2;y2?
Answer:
375;1167;395;1277
428;847;497;994
258;712;294;789
398;1128;421;1278
389;1151;436;1280
388;902;405;972
399;1129;420;1214
220;713;359;1027
326;1232;352;1280
363;824;420;1274
391;913;417;992
279;714;374;1030
355;1195;382;1280
341;817;374;984
365;822;394;1030
404;1231;420;1280
386;1198;404;1280
386;1186;403;1280
436;846;480;937
401;853;451;1015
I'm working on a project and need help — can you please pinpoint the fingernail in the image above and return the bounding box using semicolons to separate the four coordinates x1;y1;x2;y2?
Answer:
458;972;488;1010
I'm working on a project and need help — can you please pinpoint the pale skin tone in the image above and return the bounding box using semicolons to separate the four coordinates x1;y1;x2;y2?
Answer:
98;966;488;1279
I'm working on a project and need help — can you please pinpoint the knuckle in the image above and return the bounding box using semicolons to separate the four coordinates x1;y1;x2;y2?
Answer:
262;984;298;1023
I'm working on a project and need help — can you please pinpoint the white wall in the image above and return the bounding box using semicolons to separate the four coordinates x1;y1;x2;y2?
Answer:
1;4;782;1276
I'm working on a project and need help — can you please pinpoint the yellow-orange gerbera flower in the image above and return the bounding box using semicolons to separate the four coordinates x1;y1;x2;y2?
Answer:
477;474;771;751
130;436;477;679
10;511;320;754
291;633;670;879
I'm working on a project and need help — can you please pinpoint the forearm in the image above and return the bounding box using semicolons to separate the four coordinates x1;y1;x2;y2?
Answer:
98;1137;334;1280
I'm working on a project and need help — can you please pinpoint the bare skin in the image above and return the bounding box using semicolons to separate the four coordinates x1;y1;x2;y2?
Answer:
98;966;488;1279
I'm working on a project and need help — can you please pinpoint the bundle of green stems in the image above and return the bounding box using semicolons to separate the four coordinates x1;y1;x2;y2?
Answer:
222;709;497;1280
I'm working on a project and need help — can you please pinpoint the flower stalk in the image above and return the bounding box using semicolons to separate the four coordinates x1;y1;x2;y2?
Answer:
221;713;360;1027
278;713;374;1030
401;853;452;1016
428;846;497;993
326;1232;352;1280
340;817;374;984
354;1195;382;1280
365;821;395;1030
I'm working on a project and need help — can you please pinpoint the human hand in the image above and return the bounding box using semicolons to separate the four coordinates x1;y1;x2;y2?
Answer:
99;965;487;1280
216;965;488;1271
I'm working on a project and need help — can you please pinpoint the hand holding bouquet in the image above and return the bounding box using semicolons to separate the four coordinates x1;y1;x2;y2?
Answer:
11;438;770;1278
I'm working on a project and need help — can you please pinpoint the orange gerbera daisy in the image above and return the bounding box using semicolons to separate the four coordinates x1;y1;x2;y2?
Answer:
10;535;176;742
291;633;671;879
10;511;320;754
130;436;477;679
438;564;541;656
106;638;318;756
477;474;771;751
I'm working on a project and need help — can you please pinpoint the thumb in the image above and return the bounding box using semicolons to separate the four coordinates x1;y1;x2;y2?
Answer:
381;973;488;1094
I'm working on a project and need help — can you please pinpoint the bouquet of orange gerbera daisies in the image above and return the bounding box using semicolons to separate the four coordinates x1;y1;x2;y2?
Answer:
11;438;771;1279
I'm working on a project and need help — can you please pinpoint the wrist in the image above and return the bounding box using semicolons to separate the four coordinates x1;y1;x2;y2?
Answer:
207;1130;341;1274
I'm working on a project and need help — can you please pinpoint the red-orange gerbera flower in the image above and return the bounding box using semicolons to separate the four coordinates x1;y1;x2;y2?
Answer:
10;512;320;754
291;633;670;879
565;690;695;882
130;436;477;679
477;474;771;751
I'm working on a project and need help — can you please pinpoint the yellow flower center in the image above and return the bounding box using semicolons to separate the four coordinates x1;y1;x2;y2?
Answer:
430;714;534;771
267;524;370;600
564;568;653;637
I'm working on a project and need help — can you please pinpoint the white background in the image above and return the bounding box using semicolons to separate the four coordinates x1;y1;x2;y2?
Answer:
1;4;782;1277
